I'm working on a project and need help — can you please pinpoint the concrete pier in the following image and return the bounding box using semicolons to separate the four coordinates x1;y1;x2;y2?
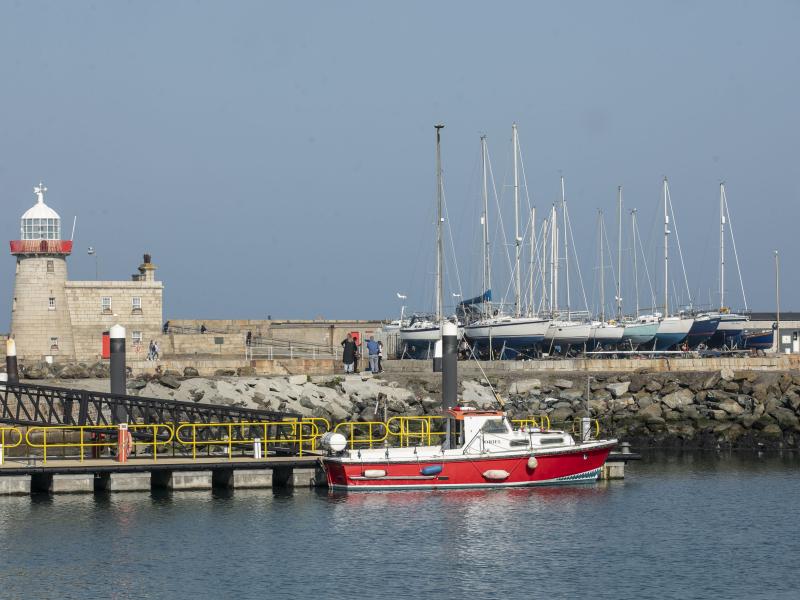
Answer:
152;470;213;491
98;472;152;492
0;475;30;495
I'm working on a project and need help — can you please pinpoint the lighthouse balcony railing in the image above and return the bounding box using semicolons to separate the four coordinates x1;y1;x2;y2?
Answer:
10;240;73;255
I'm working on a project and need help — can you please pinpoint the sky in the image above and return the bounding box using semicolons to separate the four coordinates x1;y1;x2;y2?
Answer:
1;0;798;329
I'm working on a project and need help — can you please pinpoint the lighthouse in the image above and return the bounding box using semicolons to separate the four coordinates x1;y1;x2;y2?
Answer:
10;183;77;360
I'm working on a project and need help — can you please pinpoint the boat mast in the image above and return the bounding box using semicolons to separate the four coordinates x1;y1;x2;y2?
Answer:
719;181;725;311
561;176;570;319
616;186;623;321
550;203;558;314
435;124;444;323
599;210;605;322
513;123;521;318
481;135;491;311
528;206;536;316
631;209;640;318
663;176;669;317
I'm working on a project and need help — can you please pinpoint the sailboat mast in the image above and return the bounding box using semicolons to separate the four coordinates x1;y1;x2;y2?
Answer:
632;209;640;317
599;210;605;322
719;182;725;310
550;204;558;314
616;186;623;321
529;206;536;316
663;177;669;316
435;124;444;323
561;176;570;319
481;135;491;308
513;123;521;318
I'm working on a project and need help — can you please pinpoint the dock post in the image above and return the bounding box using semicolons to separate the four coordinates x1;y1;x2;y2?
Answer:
109;324;126;423
6;338;19;384
442;322;458;448
432;339;442;372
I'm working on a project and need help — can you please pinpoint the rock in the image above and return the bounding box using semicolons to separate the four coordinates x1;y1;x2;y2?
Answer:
288;375;307;386
761;423;783;438
720;367;734;382
510;379;541;395
588;399;608;414
637;396;653;409
771;407;800;429
183;367;199;377
158;375;181;389
606;382;630;398
560;389;583;402
638;403;663;421
88;361;110;378
645;379;663;393
552;378;573;389
592;389;612;403
127;378;147;391
718;400;744;416
701;372;720;390
237;366;257;376
721;381;740;393
549;406;573;423
662;388;694;411
214;369;235;376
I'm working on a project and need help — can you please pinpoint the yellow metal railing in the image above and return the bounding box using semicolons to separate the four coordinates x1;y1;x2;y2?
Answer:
174;421;322;459
511;415;551;431
571;418;601;439
332;421;389;449
1;426;24;450
387;416;445;447
24;424;174;464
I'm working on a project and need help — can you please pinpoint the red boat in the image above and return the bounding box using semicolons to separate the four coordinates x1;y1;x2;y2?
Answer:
322;407;616;490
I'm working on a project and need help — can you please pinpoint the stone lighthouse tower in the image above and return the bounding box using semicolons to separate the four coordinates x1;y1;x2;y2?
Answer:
9;183;76;360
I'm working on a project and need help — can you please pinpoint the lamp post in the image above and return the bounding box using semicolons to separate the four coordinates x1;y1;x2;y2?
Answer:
87;246;98;280
775;250;781;353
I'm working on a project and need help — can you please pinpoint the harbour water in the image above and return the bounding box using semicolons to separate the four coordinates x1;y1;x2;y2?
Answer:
1;452;798;599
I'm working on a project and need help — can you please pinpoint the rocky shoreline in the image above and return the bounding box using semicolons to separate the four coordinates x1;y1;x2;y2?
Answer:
13;361;800;449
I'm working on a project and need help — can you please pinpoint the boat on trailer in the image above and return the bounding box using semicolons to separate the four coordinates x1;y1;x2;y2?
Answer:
322;407;616;490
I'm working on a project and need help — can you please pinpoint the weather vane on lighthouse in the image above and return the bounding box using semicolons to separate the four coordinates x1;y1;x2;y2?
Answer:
34;181;47;203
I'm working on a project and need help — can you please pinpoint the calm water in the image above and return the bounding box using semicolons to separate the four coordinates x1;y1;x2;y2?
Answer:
1;453;798;600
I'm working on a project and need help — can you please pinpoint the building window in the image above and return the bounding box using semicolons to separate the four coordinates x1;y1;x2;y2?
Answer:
132;330;143;344
48;297;56;310
101;296;112;313
132;297;142;312
50;337;59;352
47;260;54;273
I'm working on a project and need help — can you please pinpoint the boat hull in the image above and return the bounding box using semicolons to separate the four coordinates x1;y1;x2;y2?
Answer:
324;443;614;490
707;317;748;348
544;322;592;348
588;324;625;348
685;317;720;348
654;318;694;351
741;330;774;350
464;318;550;358
621;322;658;348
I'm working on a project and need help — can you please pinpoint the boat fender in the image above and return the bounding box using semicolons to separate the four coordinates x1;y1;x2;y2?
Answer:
363;469;386;478
420;465;442;476
527;456;538;470
482;469;510;481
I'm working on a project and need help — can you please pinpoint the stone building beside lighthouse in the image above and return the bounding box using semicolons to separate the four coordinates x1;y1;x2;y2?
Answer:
9;183;163;362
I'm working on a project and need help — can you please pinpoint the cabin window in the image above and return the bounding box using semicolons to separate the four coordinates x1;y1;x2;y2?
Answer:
540;437;565;445
101;296;112;313
46;260;54;273
48;297;56;310
481;419;508;434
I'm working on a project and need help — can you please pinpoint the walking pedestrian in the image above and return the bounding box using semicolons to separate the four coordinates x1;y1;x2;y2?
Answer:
153;340;160;361
246;330;252;346
377;341;384;373
341;334;357;374
147;339;155;361
163;320;170;334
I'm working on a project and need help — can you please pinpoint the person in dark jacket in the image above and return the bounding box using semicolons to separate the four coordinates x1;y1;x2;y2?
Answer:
341;334;357;373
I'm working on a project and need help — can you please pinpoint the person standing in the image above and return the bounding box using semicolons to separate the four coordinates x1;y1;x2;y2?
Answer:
341;334;357;374
246;331;252;346
147;339;155;361
153;340;160;361
366;336;380;373
200;323;207;334
377;340;384;373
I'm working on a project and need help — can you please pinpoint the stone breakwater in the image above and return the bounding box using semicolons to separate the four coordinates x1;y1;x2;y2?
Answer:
101;367;800;450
